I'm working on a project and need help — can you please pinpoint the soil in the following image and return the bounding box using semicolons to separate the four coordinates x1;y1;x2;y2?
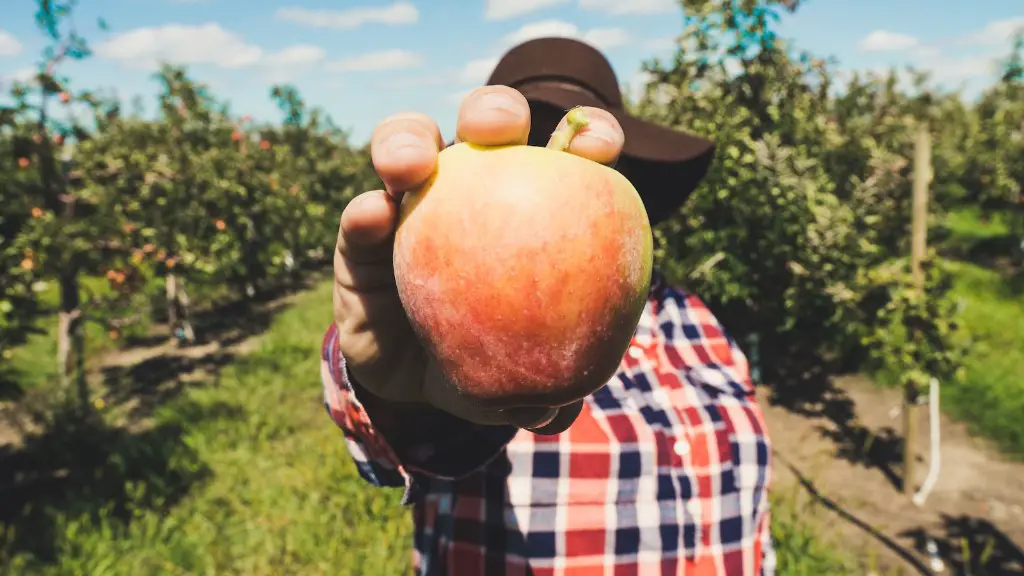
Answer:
759;375;1024;575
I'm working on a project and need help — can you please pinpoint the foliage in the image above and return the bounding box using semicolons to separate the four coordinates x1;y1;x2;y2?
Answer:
0;2;374;397
630;0;1020;390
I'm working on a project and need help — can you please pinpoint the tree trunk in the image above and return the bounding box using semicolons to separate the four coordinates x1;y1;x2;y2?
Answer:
56;271;86;408
166;272;179;344
177;277;196;344
166;273;196;345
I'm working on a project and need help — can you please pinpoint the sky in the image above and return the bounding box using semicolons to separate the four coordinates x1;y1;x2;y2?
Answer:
0;0;1021;145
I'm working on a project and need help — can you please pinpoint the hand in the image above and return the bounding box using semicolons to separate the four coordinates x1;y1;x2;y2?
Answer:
333;85;626;434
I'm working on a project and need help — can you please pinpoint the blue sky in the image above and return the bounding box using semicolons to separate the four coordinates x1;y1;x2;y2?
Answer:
1;0;1021;145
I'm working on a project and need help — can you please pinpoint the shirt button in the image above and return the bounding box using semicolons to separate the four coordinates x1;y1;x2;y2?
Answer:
628;346;644;359
652;389;669;404
688;499;701;516
673;439;690;457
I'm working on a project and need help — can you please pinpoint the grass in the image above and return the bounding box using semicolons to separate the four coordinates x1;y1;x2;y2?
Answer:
938;208;1024;457
0;279;860;575
1;275;150;398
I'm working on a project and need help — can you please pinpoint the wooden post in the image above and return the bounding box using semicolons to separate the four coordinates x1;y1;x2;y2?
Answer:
904;123;932;496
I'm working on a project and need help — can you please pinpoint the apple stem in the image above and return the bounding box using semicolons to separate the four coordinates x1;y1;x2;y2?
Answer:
546;106;590;152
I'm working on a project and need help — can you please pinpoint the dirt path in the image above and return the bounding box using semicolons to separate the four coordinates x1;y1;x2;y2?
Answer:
760;375;1024;575
0;286;303;445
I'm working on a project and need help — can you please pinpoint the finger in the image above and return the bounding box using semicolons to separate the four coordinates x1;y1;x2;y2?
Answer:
454;86;531;147
502;406;559;430
419;360;554;426
337;190;397;264
547;106;624;167
335;191;398;294
370;112;444;195
525;400;584;435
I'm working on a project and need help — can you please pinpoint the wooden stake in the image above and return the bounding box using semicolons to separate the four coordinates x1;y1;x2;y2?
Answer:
905;123;932;496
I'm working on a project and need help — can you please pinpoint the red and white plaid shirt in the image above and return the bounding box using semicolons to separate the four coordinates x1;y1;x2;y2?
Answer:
322;271;776;575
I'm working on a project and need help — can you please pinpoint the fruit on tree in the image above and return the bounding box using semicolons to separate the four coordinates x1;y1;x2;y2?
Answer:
393;108;653;410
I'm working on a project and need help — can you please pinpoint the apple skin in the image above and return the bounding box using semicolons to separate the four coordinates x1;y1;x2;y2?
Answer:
393;142;653;410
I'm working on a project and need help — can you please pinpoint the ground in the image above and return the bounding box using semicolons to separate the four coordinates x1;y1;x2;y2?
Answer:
0;272;1022;574
759;376;1024;575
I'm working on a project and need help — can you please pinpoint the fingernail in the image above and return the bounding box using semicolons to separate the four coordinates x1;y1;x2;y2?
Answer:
382;132;427;156
503;407;557;429
476;92;523;118
583;120;622;146
527;410;558;430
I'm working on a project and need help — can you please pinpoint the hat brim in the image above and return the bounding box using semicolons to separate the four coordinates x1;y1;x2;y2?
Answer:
517;83;715;166
516;83;716;225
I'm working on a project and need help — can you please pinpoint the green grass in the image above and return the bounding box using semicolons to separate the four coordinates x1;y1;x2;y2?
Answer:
2;275;148;396
0;279;859;575
943;260;1024;457
936;208;1024;457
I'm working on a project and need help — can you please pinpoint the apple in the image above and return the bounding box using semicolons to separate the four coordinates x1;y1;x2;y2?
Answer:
393;108;653;410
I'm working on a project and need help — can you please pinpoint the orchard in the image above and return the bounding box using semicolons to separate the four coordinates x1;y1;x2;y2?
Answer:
1;0;1021;424
1;0;1023;573
0;2;376;408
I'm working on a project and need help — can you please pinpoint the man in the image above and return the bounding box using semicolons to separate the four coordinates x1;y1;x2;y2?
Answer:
322;37;775;575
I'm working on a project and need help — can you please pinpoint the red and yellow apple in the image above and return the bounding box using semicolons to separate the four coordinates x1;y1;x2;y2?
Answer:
393;109;652;410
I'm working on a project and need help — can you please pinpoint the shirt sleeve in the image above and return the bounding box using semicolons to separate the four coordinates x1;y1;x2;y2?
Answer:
320;323;518;504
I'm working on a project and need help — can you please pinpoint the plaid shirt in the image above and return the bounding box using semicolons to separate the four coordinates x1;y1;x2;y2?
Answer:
322;271;776;575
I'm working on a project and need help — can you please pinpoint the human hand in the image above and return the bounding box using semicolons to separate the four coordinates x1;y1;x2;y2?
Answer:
333;85;626;434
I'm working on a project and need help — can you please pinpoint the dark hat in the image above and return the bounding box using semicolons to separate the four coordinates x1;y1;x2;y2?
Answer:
486;36;716;225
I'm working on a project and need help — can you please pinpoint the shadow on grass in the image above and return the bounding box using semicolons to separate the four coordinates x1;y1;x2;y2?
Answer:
101;351;240;422
98;275;315;422
935;223;1024;292
0;400;242;565
0;369;26;403
901;515;1024;575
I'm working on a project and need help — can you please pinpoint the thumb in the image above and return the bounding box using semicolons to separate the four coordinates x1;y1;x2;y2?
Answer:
337;190;398;264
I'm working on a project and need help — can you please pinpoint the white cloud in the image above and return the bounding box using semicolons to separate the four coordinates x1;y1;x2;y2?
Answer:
857;30;919;52
485;0;570;21
577;0;677;15
583;28;631;49
275;2;418;29
264;44;326;66
644;36;677;51
95;23;264;69
0;30;23;57
626;70;654;103
379;75;448;90
455;20;631;88
0;67;36;88
918;54;998;84
936;57;998;82
93;23;332;83
912;45;940;59
327;49;423;72
957;17;1024;47
261;45;326;82
448;88;476;104
502;19;631;50
459;57;500;84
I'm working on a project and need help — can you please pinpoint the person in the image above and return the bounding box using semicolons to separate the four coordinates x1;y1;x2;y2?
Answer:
322;37;775;575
